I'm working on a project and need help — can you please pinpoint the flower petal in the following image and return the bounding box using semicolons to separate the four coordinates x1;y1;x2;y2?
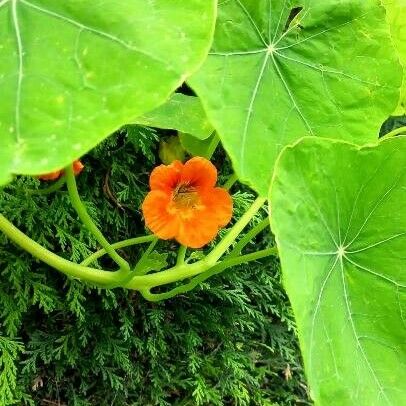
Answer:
142;190;179;239
176;214;219;249
201;187;233;227
181;157;217;189
73;160;84;176
37;170;62;181
150;160;183;191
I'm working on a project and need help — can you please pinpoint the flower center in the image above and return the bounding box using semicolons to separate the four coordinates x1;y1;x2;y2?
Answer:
172;183;199;209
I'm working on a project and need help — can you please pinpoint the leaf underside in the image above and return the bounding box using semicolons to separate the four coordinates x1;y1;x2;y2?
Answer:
189;0;403;196
270;136;406;405
134;93;214;140
0;0;216;185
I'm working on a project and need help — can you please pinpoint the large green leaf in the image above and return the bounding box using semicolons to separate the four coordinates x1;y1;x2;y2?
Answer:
189;0;402;196
383;0;406;114
0;0;216;185
270;136;406;405
135;93;214;140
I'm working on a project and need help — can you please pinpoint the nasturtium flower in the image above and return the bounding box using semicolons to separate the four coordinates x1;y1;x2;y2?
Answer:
142;157;233;248
38;160;84;181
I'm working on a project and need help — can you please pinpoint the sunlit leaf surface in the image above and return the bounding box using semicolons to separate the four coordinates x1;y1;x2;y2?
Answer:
0;0;216;185
190;0;402;195
270;136;406;405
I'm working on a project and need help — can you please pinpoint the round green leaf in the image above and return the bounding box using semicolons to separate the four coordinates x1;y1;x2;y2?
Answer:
189;0;402;196
0;0;216;185
270;136;406;405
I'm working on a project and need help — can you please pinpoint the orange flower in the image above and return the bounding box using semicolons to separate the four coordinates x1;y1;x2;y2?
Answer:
142;157;233;248
37;160;84;181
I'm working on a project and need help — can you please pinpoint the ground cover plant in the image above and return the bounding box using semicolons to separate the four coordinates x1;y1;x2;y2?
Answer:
0;0;405;405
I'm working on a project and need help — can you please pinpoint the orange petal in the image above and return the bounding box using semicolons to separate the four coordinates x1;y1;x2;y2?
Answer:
37;170;62;181
73;160;84;176
150;160;183;191
201;187;233;227
176;214;219;249
142;190;179;239
181;157;217;189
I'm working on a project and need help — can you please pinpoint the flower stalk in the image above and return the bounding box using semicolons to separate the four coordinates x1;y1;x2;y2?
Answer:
65;164;130;273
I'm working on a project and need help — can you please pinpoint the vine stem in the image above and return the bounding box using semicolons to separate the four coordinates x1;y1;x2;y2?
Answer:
205;196;266;264
141;247;278;301
0;213;119;286
381;126;406;139
26;176;66;195
0;211;205;289
228;217;270;258
80;235;156;266
176;245;187;265
65;164;130;272
0;210;275;293
222;173;238;190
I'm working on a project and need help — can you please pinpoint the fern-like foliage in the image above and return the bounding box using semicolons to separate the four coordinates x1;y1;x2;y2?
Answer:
0;130;308;405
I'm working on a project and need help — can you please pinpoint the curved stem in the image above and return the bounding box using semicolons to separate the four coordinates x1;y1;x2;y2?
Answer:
124;259;208;290
381;126;406;139
0;211;277;294
228;217;270;258
206;196;266;264
80;235;156;266
0;213;120;286
27;176;66;195
222;173;238;191
65;165;130;272
141;247;278;302
176;245;187;266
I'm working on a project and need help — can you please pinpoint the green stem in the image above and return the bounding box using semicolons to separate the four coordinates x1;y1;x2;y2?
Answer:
206;196;266;264
381;126;406;139
133;238;158;275
27;176;66;195
141;247;278;302
124;259;208;290
222;173;238;191
65;165;130;272
176;245;187;266
80;235;156;266
0;211;276;294
0;212;209;290
206;133;220;159
228;218;270;258
0;212;205;290
0;213;119;286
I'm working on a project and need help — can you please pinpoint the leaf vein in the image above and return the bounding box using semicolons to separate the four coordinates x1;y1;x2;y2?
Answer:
276;9;374;51
240;52;270;175
234;0;268;46
346;232;406;254
274;51;384;88
11;0;23;143
20;0;167;66
344;256;405;288
309;255;339;371
341;257;394;405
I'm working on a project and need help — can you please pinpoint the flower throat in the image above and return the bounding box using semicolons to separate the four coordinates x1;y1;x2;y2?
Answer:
172;183;199;209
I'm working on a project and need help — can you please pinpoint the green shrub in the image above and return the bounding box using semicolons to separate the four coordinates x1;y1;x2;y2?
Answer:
0;129;308;405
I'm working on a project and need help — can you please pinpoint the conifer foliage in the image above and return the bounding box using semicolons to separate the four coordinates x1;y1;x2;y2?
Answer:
0;129;307;405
